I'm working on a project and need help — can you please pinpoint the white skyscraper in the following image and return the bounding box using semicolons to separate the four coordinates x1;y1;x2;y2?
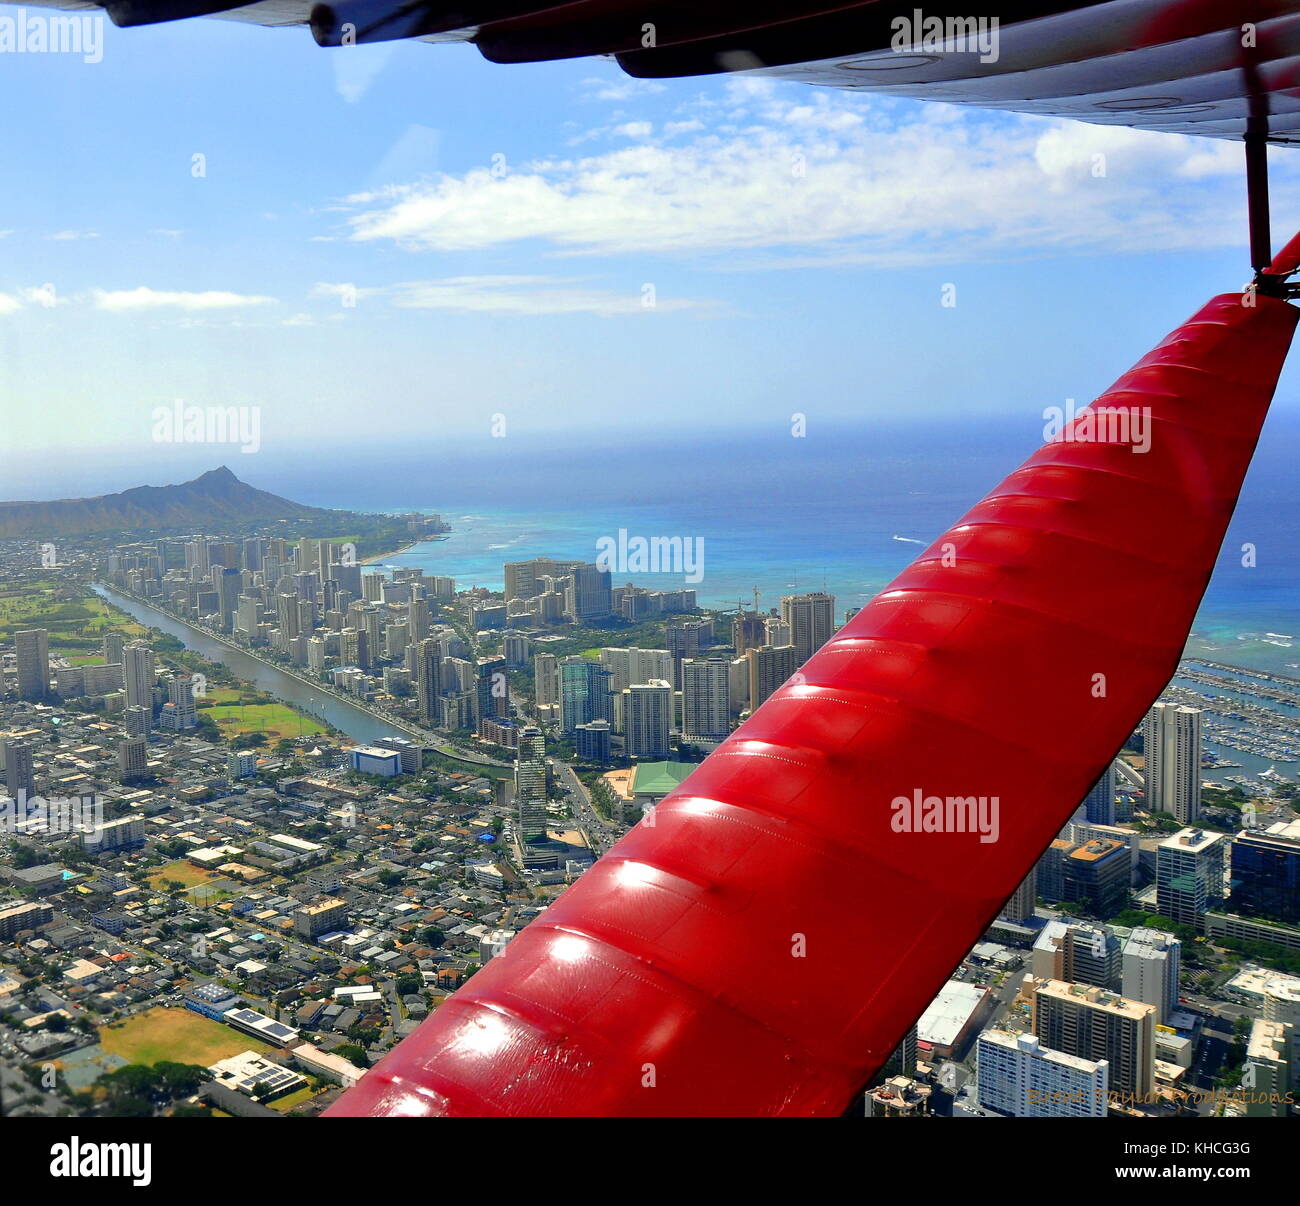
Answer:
975;1030;1109;1118
1121;927;1181;1024
780;592;836;664
534;653;560;707
122;642;155;729
1143;702;1202;824
680;658;731;742
624;681;672;759
599;647;673;693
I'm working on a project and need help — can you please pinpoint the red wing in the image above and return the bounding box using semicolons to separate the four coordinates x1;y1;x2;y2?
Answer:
326;289;1298;1117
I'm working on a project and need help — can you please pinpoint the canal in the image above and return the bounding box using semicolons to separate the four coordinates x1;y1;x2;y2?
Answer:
92;583;408;746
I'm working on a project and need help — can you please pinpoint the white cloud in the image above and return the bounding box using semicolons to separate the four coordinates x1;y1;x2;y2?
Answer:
0;285;60;313
48;230;99;241
92;287;277;311
338;92;1277;266
581;76;666;102
614;121;653;139
313;275;715;317
22;285;58;309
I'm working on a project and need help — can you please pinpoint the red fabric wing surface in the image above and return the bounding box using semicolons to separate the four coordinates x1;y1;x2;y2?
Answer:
327;292;1297;1117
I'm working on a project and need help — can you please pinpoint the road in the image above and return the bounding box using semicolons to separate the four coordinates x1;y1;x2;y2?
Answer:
551;760;621;857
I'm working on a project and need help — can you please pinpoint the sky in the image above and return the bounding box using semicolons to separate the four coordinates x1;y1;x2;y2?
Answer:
4;10;1300;497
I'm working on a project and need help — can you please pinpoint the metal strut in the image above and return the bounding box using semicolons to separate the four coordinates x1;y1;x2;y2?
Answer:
1248;130;1300;299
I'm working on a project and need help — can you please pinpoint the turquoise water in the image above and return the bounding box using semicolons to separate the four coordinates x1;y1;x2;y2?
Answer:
261;414;1300;672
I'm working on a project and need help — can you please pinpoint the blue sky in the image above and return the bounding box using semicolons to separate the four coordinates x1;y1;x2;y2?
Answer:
4;10;1300;495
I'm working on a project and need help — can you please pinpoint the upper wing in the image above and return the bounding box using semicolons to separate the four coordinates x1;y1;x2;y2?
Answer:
324;287;1298;1117
17;0;1300;141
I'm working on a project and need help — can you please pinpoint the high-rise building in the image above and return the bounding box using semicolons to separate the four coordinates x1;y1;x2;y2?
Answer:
560;658;613;733
1061;923;1122;991
504;557;582;603
574;719;612;764
328;561;363;599
680;658;731;742
599;647;673;693
1082;763;1117;825
1230;820;1300;925
159;675;198;730
665;620;711;680
1033;979;1156;1100
1143;702;1202;824
763;617;791;647
1156;827;1226;931
1037;836;1129;918
118;736;149;781
746;644;799;711
1000;867;1037;924
624;681;673;759
879;1023;919;1081
276;591;300;640
476;657;509;727
212;566;242;631
780;592;836;664
186;535;210;576
124;705;151;738
504;633;532;668
565;563;613;622
1243;1019;1295;1118
414;639;442;727
515;726;549;843
228;750;258;779
14;629;50;701
407;596;432;642
235;594;262;640
102;632;125;666
976;1030;1109;1118
3;739;35;801
122;641;155;728
731;611;768;656
534;652;560;707
1121;927;1181;1024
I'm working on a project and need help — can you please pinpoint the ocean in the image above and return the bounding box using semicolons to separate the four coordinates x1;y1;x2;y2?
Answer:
258;412;1300;673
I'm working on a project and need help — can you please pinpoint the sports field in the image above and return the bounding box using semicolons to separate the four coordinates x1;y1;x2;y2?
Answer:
200;689;324;739
146;860;213;890
99;1007;271;1067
